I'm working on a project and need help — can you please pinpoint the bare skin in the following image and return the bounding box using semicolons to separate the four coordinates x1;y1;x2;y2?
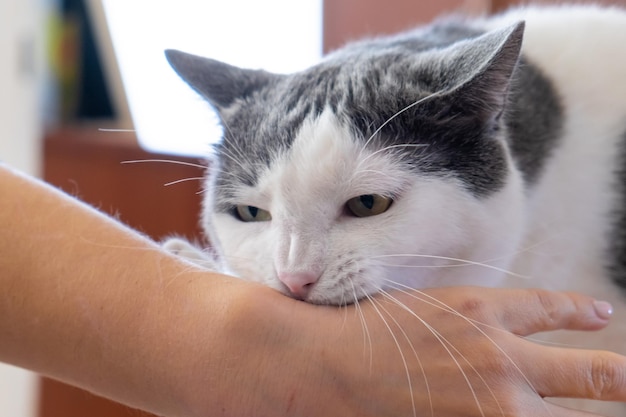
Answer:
1;163;625;417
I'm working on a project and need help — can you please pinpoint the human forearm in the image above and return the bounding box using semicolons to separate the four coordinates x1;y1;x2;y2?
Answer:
0;165;258;415
0;164;357;417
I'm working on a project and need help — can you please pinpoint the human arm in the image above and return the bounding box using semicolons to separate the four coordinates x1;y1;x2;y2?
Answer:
1;163;625;417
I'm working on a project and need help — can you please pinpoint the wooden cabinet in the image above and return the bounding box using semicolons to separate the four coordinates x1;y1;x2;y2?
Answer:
43;128;204;241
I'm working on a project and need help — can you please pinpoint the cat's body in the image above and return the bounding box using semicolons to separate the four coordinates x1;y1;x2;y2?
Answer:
165;5;626;415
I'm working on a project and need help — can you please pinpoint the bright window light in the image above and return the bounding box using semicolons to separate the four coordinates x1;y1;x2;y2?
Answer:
98;0;322;156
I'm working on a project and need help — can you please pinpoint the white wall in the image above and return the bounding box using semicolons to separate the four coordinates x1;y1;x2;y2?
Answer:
0;1;43;175
0;0;46;416
0;365;37;417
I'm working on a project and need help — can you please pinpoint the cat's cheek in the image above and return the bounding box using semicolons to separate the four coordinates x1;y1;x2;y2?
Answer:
211;215;277;284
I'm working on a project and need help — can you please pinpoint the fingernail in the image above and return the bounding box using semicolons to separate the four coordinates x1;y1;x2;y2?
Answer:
593;300;614;320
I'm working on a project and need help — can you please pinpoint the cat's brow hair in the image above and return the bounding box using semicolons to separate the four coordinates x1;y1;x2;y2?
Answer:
211;165;253;190
218;115;257;174
359;91;443;153
357;143;430;168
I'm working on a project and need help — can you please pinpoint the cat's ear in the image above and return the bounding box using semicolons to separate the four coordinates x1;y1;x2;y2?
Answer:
439;22;525;115
165;50;279;110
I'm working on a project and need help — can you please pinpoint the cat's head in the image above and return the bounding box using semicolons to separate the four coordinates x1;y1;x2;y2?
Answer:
166;22;527;305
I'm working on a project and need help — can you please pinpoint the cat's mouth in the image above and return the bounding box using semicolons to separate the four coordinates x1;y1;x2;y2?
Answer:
277;271;375;306
280;282;345;305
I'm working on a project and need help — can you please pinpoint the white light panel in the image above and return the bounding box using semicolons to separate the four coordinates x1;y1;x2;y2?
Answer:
99;0;322;156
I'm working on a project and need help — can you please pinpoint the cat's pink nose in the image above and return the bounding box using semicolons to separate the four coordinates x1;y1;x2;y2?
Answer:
278;271;319;299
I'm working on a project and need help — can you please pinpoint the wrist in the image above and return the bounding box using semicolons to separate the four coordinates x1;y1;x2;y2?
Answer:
180;279;338;417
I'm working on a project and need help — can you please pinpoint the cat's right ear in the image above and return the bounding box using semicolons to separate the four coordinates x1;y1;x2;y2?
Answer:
165;50;279;111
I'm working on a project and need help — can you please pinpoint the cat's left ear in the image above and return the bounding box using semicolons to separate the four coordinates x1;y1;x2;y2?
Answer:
435;21;525;118
165;50;280;111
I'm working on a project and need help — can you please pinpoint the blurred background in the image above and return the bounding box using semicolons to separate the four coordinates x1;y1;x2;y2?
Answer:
1;0;624;416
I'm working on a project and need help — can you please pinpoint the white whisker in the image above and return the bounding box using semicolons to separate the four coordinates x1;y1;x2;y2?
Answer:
121;159;206;169
374;253;530;280
357;143;429;168
212;167;253;186
220;116;256;168
378;290;433;417
163;177;205;187
360;91;442;153
349;168;407;185
377;288;489;417
383;280;553;416
216;147;252;174
351;280;373;370
99;128;136;132
366;294;417;417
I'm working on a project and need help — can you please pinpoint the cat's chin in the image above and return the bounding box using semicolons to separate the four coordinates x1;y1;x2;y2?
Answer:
273;285;357;306
263;279;375;306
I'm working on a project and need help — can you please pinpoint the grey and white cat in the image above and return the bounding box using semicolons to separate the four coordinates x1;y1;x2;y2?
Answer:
164;5;626;415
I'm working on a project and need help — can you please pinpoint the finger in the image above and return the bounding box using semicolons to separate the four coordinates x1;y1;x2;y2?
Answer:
527;346;626;402
490;288;613;336
535;400;620;417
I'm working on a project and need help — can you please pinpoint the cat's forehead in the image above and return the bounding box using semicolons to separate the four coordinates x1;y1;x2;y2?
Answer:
257;111;411;206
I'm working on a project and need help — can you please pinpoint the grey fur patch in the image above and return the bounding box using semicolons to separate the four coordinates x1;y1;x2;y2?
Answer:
504;59;564;185
609;128;626;291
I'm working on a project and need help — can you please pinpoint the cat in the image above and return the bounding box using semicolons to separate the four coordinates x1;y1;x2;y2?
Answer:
163;5;626;416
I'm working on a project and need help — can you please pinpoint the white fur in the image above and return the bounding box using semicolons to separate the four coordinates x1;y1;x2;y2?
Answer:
484;6;626;290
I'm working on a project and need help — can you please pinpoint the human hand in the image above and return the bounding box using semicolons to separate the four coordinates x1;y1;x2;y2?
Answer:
206;286;625;417
336;287;625;417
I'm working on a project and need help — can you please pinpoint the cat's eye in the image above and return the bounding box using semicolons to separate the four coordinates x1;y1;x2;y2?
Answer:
234;205;272;222
345;194;393;218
